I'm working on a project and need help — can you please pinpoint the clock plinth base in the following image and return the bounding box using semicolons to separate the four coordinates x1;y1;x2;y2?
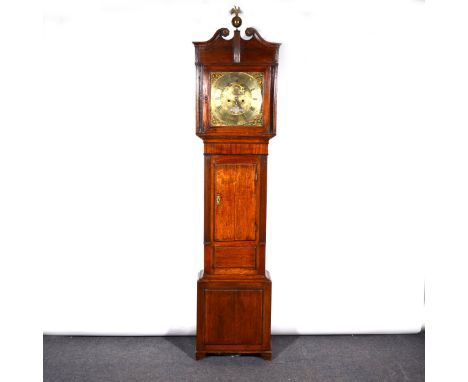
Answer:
195;351;206;361
195;351;272;361
195;271;272;360
260;351;273;361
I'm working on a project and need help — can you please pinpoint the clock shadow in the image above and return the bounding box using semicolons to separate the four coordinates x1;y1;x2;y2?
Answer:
163;334;299;361
162;336;195;360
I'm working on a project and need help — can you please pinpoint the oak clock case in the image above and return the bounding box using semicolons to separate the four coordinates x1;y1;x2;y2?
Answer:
194;12;280;361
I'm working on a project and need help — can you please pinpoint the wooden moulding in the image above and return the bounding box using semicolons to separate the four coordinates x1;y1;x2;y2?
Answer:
204;143;269;155
193;28;280;66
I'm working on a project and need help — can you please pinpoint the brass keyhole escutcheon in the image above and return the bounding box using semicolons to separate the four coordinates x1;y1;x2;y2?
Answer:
216;194;221;206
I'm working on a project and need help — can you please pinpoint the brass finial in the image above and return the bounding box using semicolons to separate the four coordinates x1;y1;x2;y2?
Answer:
230;6;242;29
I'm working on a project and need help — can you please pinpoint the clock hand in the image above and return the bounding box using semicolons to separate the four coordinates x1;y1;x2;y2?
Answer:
234;96;243;110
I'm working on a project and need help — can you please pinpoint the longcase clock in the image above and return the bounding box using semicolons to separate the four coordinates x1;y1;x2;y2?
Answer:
194;8;280;360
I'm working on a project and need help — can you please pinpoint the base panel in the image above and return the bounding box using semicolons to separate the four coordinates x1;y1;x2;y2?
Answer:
196;272;272;360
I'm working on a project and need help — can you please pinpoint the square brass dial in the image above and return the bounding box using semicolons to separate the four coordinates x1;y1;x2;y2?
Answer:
210;72;264;127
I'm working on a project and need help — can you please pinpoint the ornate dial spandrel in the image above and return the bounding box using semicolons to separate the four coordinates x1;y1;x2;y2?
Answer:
210;72;264;127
